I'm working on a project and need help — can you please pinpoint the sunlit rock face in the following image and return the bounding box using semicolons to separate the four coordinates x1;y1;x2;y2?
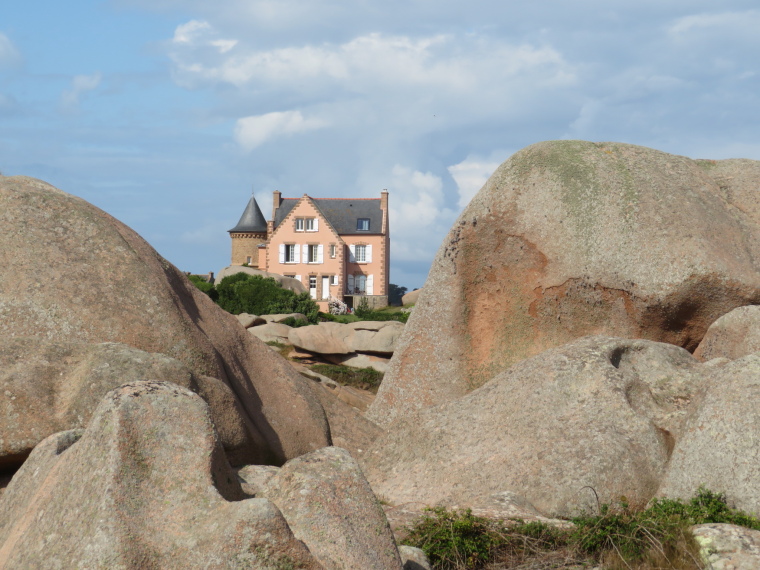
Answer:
369;140;760;427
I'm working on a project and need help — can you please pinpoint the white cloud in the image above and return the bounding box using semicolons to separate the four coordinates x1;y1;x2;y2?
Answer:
669;10;760;37
60;73;102;110
388;165;457;262
448;157;501;209
234;110;328;150
0;33;21;69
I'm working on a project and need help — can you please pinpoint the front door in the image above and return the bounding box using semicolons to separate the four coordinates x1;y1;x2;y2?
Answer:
321;276;330;300
309;276;317;299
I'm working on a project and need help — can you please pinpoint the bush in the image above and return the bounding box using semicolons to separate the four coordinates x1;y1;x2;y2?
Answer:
309;364;383;393
215;273;319;322
403;488;760;569
188;274;218;301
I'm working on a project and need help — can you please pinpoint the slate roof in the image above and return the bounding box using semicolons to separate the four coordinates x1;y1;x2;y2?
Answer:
229;195;267;233
274;197;384;235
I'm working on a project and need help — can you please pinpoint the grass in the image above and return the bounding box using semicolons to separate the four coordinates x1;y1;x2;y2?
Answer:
309;363;384;393
402;488;760;570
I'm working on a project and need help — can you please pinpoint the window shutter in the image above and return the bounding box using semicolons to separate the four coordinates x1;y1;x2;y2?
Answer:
294;244;301;264
317;244;324;263
347;274;354;294
366;245;372;263
367;274;374;295
295;274;301;283
302;244;308;263
314;218;319;231
348;245;356;263
279;244;285;263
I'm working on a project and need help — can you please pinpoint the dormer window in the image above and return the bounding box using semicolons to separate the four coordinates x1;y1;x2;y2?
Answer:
357;218;370;231
295;218;318;232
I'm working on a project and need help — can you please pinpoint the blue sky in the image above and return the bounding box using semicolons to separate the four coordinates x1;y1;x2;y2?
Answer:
2;1;760;289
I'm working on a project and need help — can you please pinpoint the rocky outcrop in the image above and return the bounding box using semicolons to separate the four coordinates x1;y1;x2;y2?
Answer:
249;322;292;344
0;338;250;471
260;447;403;569
284;320;404;372
369;141;760;427
692;524;760;570
363;336;706;517
657;354;760;516
216;266;307;293
694;305;760;361
0;176;330;466
401;288;422;306
0;381;321;568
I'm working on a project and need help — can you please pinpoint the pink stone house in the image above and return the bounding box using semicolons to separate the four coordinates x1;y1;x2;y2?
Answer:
229;190;390;311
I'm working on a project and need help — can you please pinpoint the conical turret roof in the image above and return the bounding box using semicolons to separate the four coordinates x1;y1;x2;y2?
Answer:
228;195;267;233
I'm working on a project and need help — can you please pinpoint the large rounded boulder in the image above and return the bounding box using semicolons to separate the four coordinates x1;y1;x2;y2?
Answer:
0;176;330;466
368;141;760;426
363;336;706;517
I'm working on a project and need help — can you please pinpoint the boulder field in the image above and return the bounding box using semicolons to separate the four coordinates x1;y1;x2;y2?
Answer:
4;140;760;567
0;175;332;467
369;140;760;427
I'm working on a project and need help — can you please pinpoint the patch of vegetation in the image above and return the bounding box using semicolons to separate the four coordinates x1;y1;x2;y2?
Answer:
309;363;383;393
403;488;760;570
265;341;292;359
354;297;409;323
214;273;319;323
188;274;218;301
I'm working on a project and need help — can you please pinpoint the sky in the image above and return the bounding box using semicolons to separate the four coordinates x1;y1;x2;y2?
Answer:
2;1;760;290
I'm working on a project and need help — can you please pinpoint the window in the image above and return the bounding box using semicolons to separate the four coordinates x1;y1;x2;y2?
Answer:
355;275;367;294
245;256;252;264
308;244;319;263
331;275;339;286
305;218;317;231
295;218;304;231
357;218;370;231
355;244;367;262
329;244;336;258
284;244;296;263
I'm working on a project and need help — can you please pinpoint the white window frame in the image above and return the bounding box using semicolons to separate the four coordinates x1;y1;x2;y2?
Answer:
295;218;304;232
331;275;339;286
305;218;318;232
357;218;370;231
329;244;336;258
283;243;298;263
355;244;367;263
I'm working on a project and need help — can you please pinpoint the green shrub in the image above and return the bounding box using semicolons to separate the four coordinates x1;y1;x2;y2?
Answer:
309;364;383;392
215;273;319;322
188;274;218;301
404;508;498;570
403;488;760;570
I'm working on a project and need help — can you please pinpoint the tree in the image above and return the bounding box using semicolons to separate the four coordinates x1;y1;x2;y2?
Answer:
214;273;319;322
388;283;408;306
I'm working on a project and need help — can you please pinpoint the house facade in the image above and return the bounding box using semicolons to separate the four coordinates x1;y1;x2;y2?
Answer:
229;190;389;311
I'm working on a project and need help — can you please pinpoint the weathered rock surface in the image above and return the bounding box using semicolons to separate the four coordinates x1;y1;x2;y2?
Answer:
249;322;292;344
0;176;330;466
369;141;760;427
694;305;760;361
692;524;760;570
0;338;248;471
236;312;260;328
398;546;431;570
401;288;422;306
0;381;321;569
325;352;391;373
261;446;402;569
349;321;405;355
216;265;307;293
364;336;705;517
658;354;760;516
289;322;354;354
